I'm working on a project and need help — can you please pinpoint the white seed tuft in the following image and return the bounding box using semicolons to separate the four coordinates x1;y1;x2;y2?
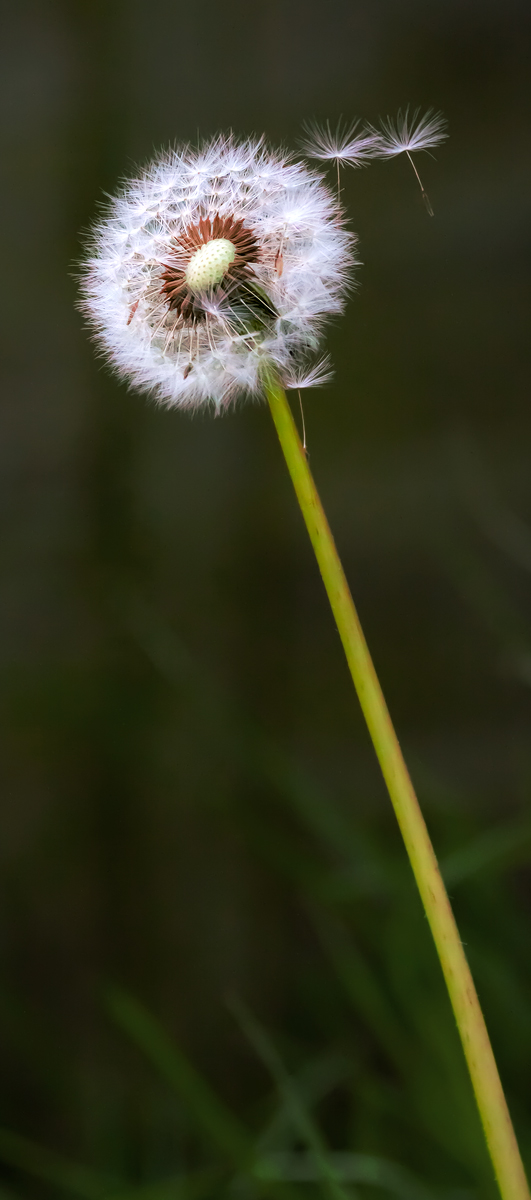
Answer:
366;108;448;216
368;107;448;157
283;356;334;391
300;119;381;167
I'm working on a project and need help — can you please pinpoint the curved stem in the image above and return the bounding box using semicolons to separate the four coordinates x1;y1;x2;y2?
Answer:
265;376;530;1200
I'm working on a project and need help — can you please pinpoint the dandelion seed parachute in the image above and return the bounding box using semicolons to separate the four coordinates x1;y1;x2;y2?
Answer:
368;107;448;157
300;118;381;167
80;135;355;412
282;356;334;391
352;107;447;216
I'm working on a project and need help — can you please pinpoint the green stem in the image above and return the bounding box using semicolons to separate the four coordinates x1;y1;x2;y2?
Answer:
265;376;529;1200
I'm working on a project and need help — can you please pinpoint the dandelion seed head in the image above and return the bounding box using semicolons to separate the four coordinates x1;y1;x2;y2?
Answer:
80;134;354;412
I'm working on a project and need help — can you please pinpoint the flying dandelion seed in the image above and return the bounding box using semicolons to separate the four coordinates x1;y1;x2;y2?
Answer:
368;107;448;215
282;355;334;456
80;135;355;412
281;356;334;391
300;118;381;200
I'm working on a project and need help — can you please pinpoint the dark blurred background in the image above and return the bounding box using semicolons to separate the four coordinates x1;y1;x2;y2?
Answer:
1;1;531;1197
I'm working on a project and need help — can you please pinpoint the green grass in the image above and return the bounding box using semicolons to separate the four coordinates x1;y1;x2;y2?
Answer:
2;464;531;1200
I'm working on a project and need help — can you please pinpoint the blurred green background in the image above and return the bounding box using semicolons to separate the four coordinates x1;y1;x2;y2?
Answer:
1;1;531;1197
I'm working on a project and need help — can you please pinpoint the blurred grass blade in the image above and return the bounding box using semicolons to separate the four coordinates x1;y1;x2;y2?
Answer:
441;819;531;886
449;433;531;576
106;987;251;1168
227;994;354;1200
257;1150;443;1200
316;908;492;1182
128;598;391;895
256;1054;350;1153
0;1124;223;1200
310;911;412;1075
0;1127;114;1198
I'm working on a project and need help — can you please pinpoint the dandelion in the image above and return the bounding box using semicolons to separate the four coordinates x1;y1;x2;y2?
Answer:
368;107;448;215
80;135;355;412
79;117;531;1200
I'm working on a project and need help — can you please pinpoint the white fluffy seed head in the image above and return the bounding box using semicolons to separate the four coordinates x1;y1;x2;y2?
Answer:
80;134;356;413
185;238;236;291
